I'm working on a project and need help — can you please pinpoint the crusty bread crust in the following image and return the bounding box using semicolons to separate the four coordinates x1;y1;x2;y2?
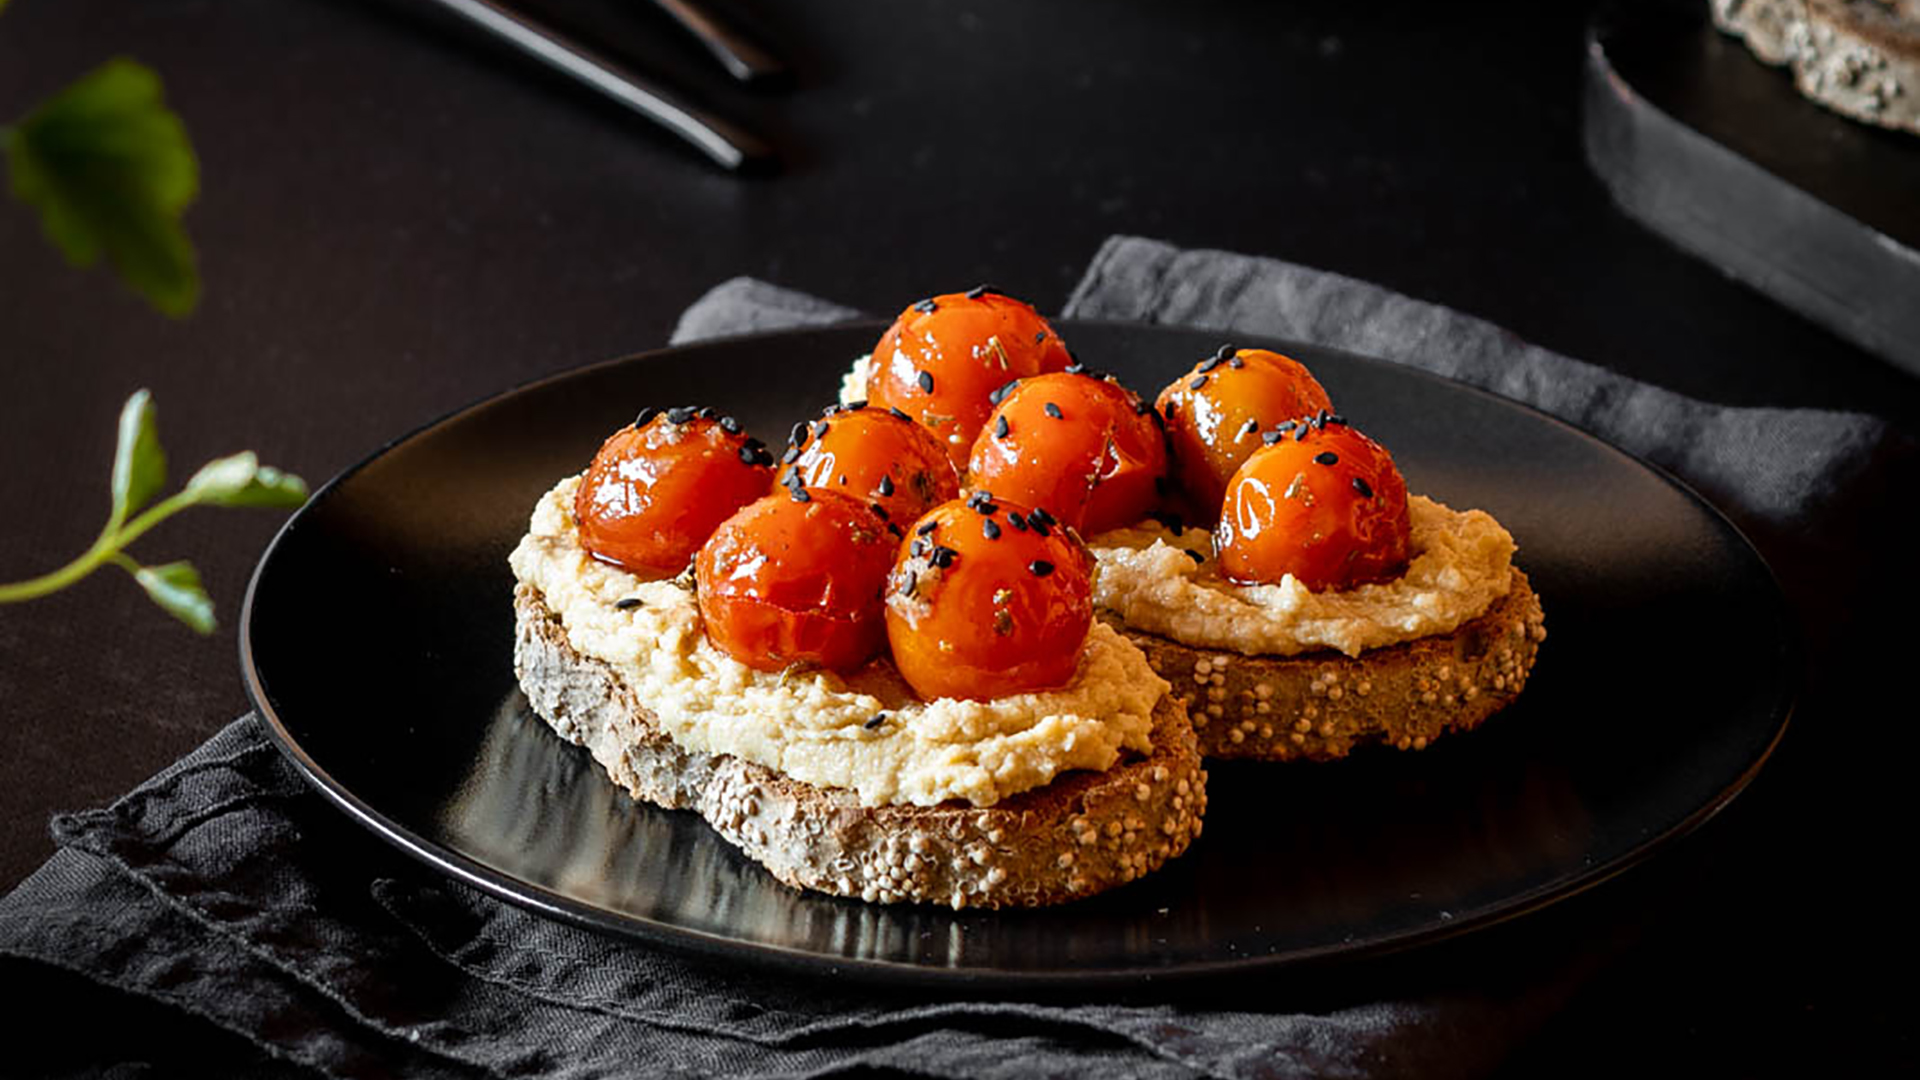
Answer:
1112;569;1545;762
512;583;1207;909
1714;0;1920;135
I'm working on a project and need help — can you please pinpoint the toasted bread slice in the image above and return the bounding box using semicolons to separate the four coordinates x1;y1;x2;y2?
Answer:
1111;569;1545;762
512;583;1207;908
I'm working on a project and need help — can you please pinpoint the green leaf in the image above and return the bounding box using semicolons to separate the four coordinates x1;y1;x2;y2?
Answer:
184;451;308;508
131;560;214;634
6;58;200;316
109;388;166;523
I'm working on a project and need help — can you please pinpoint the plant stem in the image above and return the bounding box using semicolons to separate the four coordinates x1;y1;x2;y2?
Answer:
0;491;193;603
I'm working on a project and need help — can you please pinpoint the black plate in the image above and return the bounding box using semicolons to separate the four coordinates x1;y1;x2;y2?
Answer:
241;322;1796;987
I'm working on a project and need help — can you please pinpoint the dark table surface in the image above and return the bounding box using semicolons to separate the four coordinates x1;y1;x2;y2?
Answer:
2;0;1915;1076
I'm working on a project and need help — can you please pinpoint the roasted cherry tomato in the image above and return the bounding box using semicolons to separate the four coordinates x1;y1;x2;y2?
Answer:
866;287;1073;470
1154;346;1334;524
965;371;1167;536
574;407;775;574
696;488;898;672
883;495;1093;701
1213;418;1411;592
775;403;961;525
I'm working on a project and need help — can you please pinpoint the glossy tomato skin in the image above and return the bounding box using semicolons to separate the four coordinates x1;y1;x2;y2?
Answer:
883;496;1092;702
574;409;775;574
775;404;960;524
866;288;1073;470
696;489;898;672
1213;419;1411;592
966;371;1167;535
1154;347;1334;524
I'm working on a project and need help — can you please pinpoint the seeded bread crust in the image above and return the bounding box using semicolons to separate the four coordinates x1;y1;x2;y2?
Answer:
512;583;1207;909
1713;0;1920;135
1109;569;1545;762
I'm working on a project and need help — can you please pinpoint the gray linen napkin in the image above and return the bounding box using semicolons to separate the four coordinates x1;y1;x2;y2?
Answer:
2;236;1904;1079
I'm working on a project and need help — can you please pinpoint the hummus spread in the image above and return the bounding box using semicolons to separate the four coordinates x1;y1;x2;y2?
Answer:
509;477;1170;808
1089;495;1516;657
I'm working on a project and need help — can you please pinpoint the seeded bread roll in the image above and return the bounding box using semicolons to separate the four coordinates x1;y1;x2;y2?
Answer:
1111;570;1545;762
513;583;1208;909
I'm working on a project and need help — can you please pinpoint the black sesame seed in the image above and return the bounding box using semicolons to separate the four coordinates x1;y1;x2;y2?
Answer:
790;486;811;503
966;284;1003;299
615;597;644;610
1326;414;1348;427
1189;374;1209;391
1229;356;1245;369
634;406;661;428
1352;477;1374;499
1007;511;1028;531
1044;402;1064;419
789;421;808;446
697;406;719;420
1295;425;1311;441
988;378;1020;405
783;470;805;489
1241;418;1260;436
1065;362;1086;375
1215;343;1239;360
913;298;938;314
888;522;905;538
1196;357;1223;374
1028;506;1057;527
917;370;934;394
983;518;1002;539
916;520;938;536
1029;519;1051;538
910;538;928;557
929;545;957;568
1133;398;1151;415
822;403;843;417
847;399;868;411
995;414;1010;439
719;415;742;434
1034;330;1046;344
865;713;888;730
1029;560;1054;577
889;405;911;421
878;475;895;496
738;445;760;464
837;474;847;486
870;502;889;519
815;421;831;440
1314;451;1339;466
902;569;917;596
1262;430;1285;445
781;446;800;464
666;406;695;424
1184;548;1205;565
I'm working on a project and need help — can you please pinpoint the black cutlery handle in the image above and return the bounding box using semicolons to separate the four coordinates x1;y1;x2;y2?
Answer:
428;0;775;171
647;0;787;86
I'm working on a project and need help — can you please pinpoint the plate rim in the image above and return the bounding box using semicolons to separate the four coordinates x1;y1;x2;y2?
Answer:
239;320;1801;988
